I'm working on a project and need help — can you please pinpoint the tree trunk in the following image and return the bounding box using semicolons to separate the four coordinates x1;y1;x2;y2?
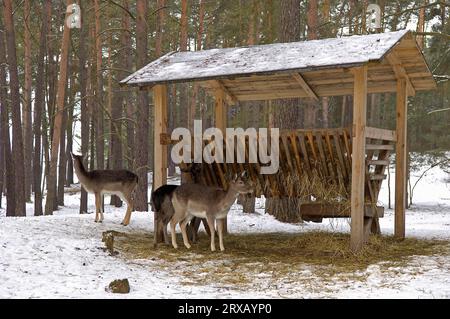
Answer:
94;0;104;170
58;70;71;206
0;16;16;216
78;0;89;214
33;1;52;216
44;0;73;215
304;0;318;129
416;1;427;49
122;0;134;171
134;0;150;211
23;0;33;202
2;0;26;216
266;0;302;222
110;2;129;208
66;99;74;186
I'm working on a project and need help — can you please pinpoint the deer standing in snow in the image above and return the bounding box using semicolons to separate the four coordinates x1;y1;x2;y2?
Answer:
71;153;138;225
151;184;178;246
170;172;253;251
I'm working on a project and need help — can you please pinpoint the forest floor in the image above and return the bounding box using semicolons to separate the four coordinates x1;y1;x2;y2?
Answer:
1;166;450;299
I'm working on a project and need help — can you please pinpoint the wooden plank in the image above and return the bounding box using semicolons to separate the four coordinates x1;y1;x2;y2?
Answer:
153;84;168;244
281;135;295;197
332;131;348;179
395;78;408;239
296;132;312;179
292;73;319;101
365;127;396;141
386;51;416;96
367;159;390;165
153;85;168;189
369;174;387;180
314;132;330;178
214;89;227;134
350;65;367;252
300;204;384;218
214;89;228;232
366;143;394;150
209;80;238;105
289;132;303;179
323;132;339;185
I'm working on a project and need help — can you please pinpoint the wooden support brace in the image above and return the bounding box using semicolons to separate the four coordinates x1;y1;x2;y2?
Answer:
209;80;238;105
292;73;319;101
386;52;416;96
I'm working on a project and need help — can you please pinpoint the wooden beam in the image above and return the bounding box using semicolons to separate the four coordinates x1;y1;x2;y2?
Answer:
292;73;319;101
365;127;397;142
366;144;394;151
387;52;416;96
367;159;389;166
214;89;227;134
138;84;155;91
153;84;168;244
300;204;384;218
214;88;228;232
395;78;408;239
209;80;238;105
350;65;368;252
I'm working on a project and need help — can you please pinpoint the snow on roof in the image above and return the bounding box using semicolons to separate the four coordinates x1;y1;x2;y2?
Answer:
121;30;410;86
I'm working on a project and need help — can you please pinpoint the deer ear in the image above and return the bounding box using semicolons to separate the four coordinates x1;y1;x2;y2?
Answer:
233;173;238;182
241;171;247;179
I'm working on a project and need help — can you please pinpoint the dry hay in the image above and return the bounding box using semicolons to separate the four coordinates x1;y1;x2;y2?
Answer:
267;169;350;223
110;230;450;289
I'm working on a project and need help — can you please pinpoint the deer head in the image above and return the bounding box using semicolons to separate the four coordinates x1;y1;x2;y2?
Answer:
229;171;253;194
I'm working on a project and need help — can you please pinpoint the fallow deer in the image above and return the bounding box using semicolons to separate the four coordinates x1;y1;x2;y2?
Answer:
150;163;204;247
151;184;178;246
71;153;138;226
170;172;253;252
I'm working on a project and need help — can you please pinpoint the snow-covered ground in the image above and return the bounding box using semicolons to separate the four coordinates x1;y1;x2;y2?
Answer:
0;166;449;299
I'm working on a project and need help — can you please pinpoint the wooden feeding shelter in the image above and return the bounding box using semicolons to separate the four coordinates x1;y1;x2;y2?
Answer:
121;30;436;251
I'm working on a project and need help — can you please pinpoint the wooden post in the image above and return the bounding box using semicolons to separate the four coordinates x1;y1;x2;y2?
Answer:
350;65;367;252
215;89;226;133
153;84;168;244
214;88;228;232
395;79;407;239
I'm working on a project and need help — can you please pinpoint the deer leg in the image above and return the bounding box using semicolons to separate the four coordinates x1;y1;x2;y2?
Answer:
217;218;225;251
99;195;104;222
121;192;133;226
180;218;192;249
162;221;170;245
170;218;178;249
206;216;216;252
94;193;101;223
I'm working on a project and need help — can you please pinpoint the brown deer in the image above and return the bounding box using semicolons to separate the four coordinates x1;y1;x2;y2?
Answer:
151;184;178;247
150;163;204;247
170;172;253;252
71;153;138;226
